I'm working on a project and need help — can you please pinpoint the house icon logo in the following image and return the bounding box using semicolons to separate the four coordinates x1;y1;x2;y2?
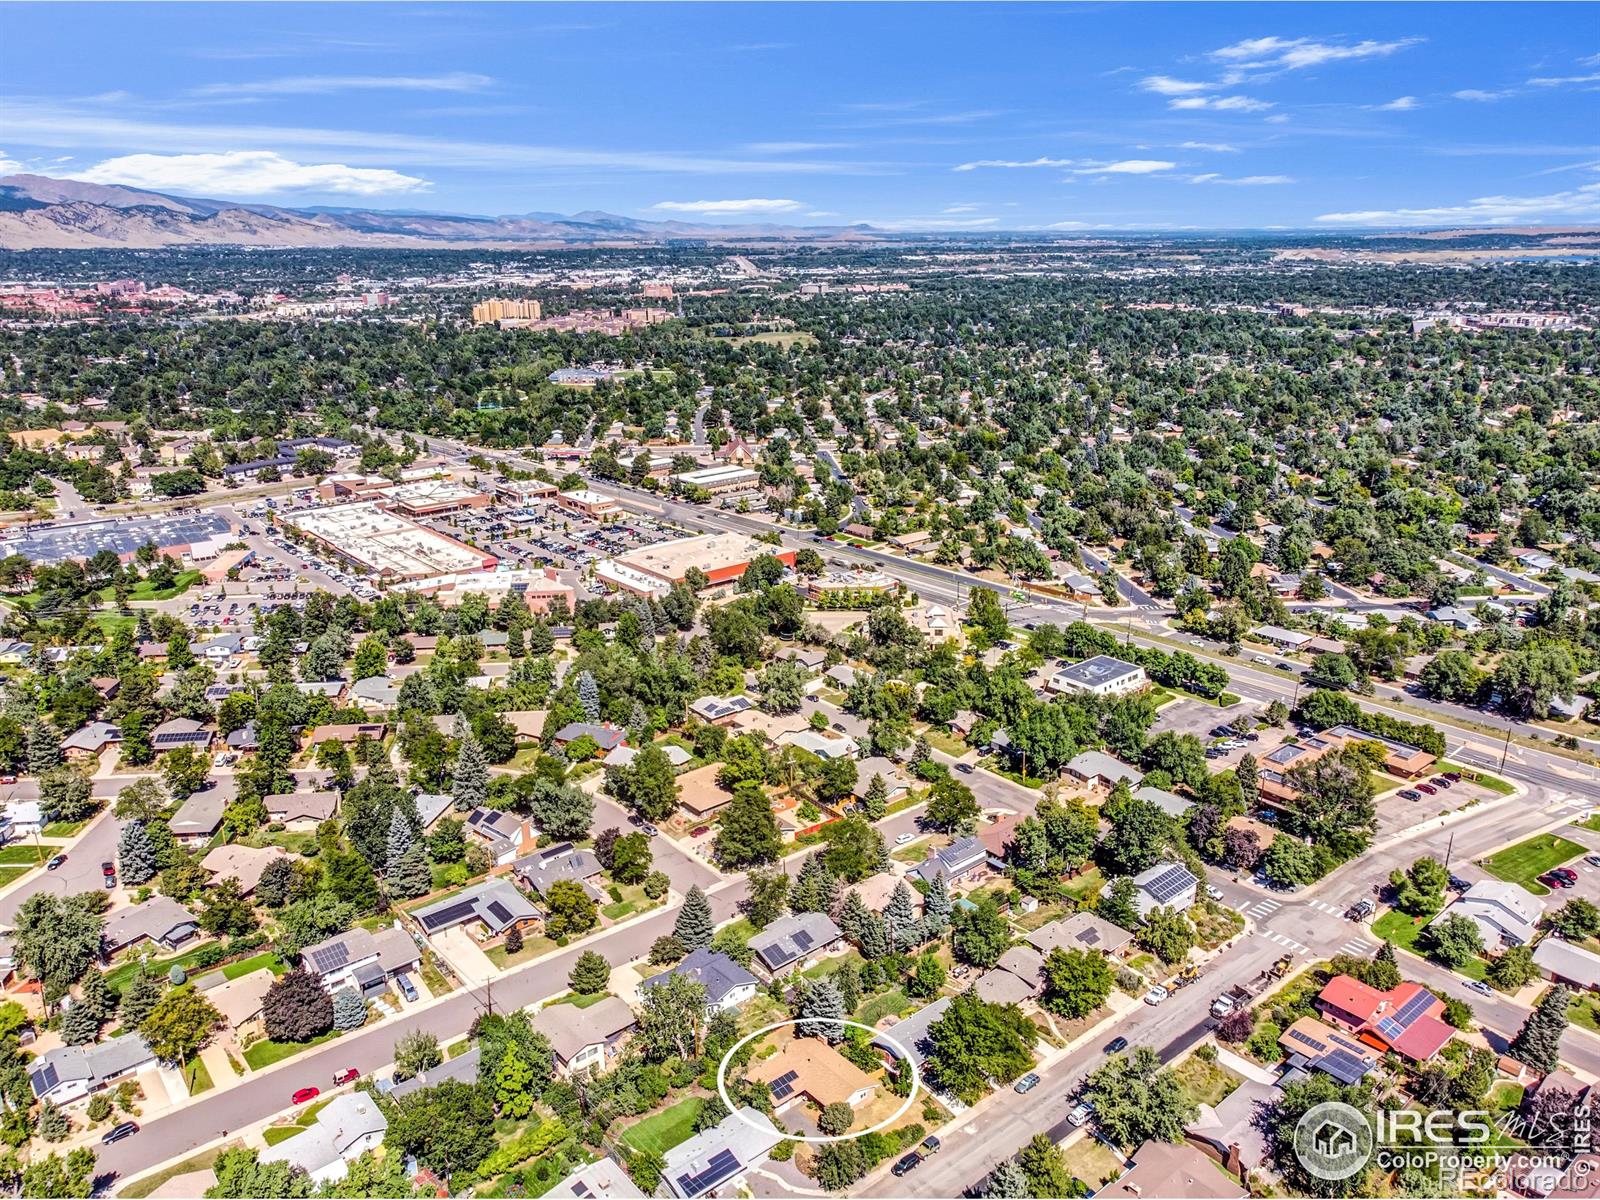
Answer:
1294;1101;1373;1181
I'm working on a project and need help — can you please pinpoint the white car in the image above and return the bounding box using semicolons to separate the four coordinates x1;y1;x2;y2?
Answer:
1206;884;1224;901
894;833;915;845
1143;985;1169;1006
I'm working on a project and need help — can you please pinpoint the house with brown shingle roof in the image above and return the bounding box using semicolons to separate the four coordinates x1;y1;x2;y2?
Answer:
748;1037;877;1113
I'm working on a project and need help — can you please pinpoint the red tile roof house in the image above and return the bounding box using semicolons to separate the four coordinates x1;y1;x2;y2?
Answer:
1315;975;1455;1062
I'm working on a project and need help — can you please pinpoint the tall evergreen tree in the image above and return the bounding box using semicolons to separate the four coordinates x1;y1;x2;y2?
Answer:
332;989;367;1031
885;882;919;952
576;671;601;721
60;998;101;1045
985;1159;1031;1199
26;719;61;774
1510;985;1572;1073
386;843;433;899
792;854;840;915
451;730;489;811
117;819;158;885
674;886;714;950
796;978;847;1043
922;871;954;936
385;806;414;871
861;773;889;821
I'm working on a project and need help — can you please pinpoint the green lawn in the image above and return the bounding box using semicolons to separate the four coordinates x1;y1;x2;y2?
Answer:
545;991;615;1009
0;866;28;887
486;934;559;969
102;570;203;603
262;1125;304;1146
42;820;88;838
1373;909;1489;980
243;1028;340;1070
119;1146;231;1199
185;1056;214;1096
854;987;911;1028
619;1097;705;1156
105;941;223;993
1439;760;1516;797
0;845;50;865
221;952;284;981
1480;833;1587;894
921;729;968;757
1172;1054;1240;1108
1570;992;1600;1034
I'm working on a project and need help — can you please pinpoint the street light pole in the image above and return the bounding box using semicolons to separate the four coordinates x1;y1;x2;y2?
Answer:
1499;723;1513;772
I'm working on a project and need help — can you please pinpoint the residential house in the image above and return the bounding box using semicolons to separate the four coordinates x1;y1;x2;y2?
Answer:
641;948;757;1013
823;664;859;690
1065;750;1143;790
502;710;548;742
972;945;1046;1006
386;1046;482;1100
1025;912;1135;959
1187;1077;1277;1180
151;717;212;756
1101;1140;1247;1200
305;722;388;748
548;1158;644;1200
604;743;693;770
262;1093;389;1187
1251;626;1312;651
415;792;456;830
533;996;637;1076
412;878;541;939
870;996;951;1072
29;1036;158;1106
1114;861;1198;919
300;926;422;997
1277;1015;1380;1085
775;728;858;760
1534;938;1600;992
1315;975;1455;1062
225;721;260;753
1046;655;1148;699
551;722;627;754
61;721;121;762
749;1037;877;1114
1134;785;1191;820
909;836;988;886
675;764;737;821
661;1106;783;1199
463;806;538;865
199;844;290;896
852;756;909;803
513;843;604;898
349;677;401;710
1433;880;1544;948
168;790;227;845
748;912;843;980
689;695;756;726
264;790;340;829
101;898;200;956
1;801;42;839
199;969;275;1040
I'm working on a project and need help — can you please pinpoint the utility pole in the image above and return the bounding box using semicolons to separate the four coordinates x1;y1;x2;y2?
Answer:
1499;723;1513;772
1444;831;1455;869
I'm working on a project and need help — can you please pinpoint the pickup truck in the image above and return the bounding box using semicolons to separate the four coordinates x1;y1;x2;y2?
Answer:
1210;994;1236;1018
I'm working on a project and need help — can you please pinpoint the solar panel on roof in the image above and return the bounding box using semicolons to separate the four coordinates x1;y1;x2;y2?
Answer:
769;1069;799;1100
1318;1049;1373;1086
486;901;513;926
1286;1028;1329;1053
792;930;814;952
1076;929;1101;945
36;1063;58;1091
1143;866;1194;904
419;900;477;931
309;943;351;973
677;1150;743;1198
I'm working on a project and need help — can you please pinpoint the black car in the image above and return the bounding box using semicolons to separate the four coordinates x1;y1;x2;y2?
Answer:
892;1153;922;1178
102;1121;139;1145
1105;1036;1128;1054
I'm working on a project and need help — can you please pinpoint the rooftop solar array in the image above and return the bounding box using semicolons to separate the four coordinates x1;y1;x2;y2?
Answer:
768;1069;799;1100
7;512;232;565
1143;865;1196;904
486;901;513;926
33;1062;58;1092
1319;1049;1373;1086
309;942;351;974
1076;928;1101;945
676;1150;742;1198
419;900;477;932
792;930;814;952
1375;990;1437;1042
1286;1027;1328;1053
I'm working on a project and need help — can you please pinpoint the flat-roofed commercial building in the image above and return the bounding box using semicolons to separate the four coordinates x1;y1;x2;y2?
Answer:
383;479;492;517
284;502;496;582
495;479;558;505
673;464;760;495
608;532;795;592
392;567;574;613
556;489;621;520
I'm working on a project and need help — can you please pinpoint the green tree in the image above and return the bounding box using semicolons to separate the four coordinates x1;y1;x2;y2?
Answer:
568;951;611;995
1510;985;1571;1073
714;782;782;867
545;880;596;938
1389;856;1449;918
1040;947;1115;1019
141;987;223;1067
926;992;1037;1103
952;894;1011;968
393;1030;443;1080
1423;912;1485;970
673;885;714;949
1086;1045;1197;1148
1017;1133;1076;1199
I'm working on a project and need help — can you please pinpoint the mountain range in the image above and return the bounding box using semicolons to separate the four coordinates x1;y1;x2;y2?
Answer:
0;173;889;250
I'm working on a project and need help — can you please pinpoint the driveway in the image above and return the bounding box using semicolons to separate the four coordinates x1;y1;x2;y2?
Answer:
429;926;499;987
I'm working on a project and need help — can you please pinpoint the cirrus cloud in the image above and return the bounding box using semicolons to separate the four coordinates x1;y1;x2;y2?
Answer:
1209;35;1422;71
190;72;494;98
1316;182;1600;225
69;149;429;195
954;156;1076;171
1169;95;1274;112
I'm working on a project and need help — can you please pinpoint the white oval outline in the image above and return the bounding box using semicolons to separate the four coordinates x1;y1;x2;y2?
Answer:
715;1017;921;1144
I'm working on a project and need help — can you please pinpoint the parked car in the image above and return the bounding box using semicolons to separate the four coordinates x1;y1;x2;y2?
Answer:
102;1121;139;1145
921;1135;942;1156
690;826;710;838
1467;980;1495;997
333;1068;360;1086
1067;1100;1096;1127
1346;899;1375;921
45;854;66;871
1417;783;1437;795
1014;1072;1040;1094
1540;872;1576;889
895;833;915;845
892;1153;922;1178
1432;778;1453;789
395;975;419;1003
1400;789;1422;800
1105;1037;1128;1054
1553;868;1578;882
1585;855;1600;869
1443;771;1463;782
292;1087;320;1105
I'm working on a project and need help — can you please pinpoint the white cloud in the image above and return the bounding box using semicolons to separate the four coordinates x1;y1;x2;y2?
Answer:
743;141;851;153
1453;88;1510;101
1372;96;1418;110
190;72;494;97
1316;182;1600;225
942;204;983;213
69;150;428;195
649;198;804;214
1191;173;1294;185
1073;159;1176;175
1139;75;1215;96
0;150;28;175
1181;141;1241;152
1528;73;1600;88
1209;36;1421;71
1169;95;1274;112
954;156;1076;171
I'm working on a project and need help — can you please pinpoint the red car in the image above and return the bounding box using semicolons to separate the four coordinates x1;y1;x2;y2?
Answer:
332;1068;360;1086
1416;783;1437;795
292;1087;320;1105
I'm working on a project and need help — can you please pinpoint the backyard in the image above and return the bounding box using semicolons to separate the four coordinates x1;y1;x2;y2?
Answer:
618;1096;705;1157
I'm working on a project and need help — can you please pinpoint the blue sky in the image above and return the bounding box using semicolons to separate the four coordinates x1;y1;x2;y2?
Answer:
2;3;1597;230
